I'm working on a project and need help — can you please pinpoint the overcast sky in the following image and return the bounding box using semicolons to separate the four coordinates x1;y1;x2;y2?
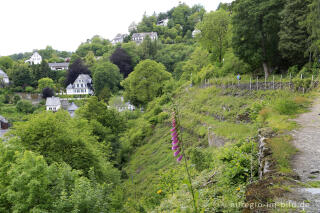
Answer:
0;0;233;56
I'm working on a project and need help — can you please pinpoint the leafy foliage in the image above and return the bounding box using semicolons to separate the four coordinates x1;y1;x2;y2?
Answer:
121;59;172;107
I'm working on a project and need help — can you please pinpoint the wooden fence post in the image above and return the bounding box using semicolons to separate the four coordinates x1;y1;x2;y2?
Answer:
273;75;275;90
289;73;292;89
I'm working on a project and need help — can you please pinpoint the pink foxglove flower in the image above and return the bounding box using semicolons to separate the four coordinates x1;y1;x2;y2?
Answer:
170;112;183;161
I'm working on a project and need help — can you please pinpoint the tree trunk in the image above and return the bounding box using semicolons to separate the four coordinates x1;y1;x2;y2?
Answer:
262;62;269;79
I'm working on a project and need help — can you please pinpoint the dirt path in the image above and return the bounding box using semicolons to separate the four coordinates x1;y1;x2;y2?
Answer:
285;98;320;212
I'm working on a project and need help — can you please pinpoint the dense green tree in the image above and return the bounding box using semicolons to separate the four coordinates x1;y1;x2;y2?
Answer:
136;14;157;32
0;143;119;212
76;35;112;57
197;9;231;63
30;60;55;85
232;0;285;77
154;43;194;73
38;77;54;91
77;97;126;162
121;42;140;67
138;36;158;60
9;63;32;87
16;100;34;113
278;0;311;67
38;45;55;60
0;56;14;70
306;0;320;60
84;51;96;68
10;110;120;183
121;59;172;106
92;60;122;96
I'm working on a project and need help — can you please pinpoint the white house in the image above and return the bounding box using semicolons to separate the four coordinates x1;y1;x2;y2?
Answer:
67;102;79;117
157;18;169;27
46;97;61;112
48;62;69;71
111;34;127;45
66;74;93;95
131;32;158;44
25;52;42;65
0;69;9;85
192;29;201;38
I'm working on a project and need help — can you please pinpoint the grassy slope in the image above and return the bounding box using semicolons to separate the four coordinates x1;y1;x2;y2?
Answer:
122;84;308;212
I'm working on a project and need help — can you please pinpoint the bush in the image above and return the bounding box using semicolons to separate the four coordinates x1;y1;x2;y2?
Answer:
42;87;54;98
16;100;34;114
273;98;299;115
13;95;21;104
25;86;34;93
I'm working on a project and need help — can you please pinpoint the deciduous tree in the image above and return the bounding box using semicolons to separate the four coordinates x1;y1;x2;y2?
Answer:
121;59;172;106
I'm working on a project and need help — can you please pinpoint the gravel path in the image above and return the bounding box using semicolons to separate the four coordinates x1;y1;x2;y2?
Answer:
288;98;320;212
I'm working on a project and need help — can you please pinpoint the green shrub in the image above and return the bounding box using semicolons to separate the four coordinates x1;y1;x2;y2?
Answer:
16;100;34;114
25;86;34;93
13;95;21;104
273;98;299;115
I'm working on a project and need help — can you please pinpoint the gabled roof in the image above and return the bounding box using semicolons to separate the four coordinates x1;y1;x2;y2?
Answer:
66;84;73;89
132;32;158;38
0;115;8;123
67;102;79;111
48;62;69;67
75;74;92;82
46;97;61;106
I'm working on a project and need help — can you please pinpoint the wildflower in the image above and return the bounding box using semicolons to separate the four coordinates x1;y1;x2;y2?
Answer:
236;187;241;191
157;189;162;194
171;112;183;161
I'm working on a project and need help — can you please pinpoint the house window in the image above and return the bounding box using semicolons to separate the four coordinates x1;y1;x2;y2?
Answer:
77;84;79;87
81;84;83;87
53;107;56;111
49;107;52;110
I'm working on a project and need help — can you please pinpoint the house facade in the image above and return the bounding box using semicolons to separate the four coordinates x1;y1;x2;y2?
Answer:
157;18;169;27
66;74;93;95
46;97;61;112
192;29;201;38
131;32;158;44
0;116;9;130
48;62;69;71
0;69;9;85
111;34;127;45
25;52;42;65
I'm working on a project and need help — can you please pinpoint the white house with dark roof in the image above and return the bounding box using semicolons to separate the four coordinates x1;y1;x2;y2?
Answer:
46;97;61;112
131;32;158;44
66;74;93;95
111;34;128;45
25;52;42;65
48;62;69;71
0;69;9;85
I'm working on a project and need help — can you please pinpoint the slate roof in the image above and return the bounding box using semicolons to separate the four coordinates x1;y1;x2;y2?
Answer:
132;32;158;39
46;97;61;106
67;102;79;111
0;115;8;123
48;62;69;67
